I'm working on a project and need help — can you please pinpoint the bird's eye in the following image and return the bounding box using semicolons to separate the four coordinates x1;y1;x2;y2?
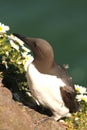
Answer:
33;42;37;47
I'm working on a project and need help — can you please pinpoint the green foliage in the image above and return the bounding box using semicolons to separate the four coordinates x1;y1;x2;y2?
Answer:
0;23;33;92
0;35;26;91
65;101;87;130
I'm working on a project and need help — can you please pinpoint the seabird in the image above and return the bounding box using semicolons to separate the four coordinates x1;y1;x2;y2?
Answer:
13;33;79;121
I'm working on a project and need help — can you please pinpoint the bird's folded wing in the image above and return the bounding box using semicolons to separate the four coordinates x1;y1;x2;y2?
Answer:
60;86;77;112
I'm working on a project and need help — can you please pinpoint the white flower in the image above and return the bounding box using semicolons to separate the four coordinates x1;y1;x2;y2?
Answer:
10;40;19;51
8;34;24;46
0;22;10;33
75;117;79;121
21;52;28;57
76;94;87;102
81;95;87;102
2;60;8;69
23;55;34;71
5;51;9;56
75;85;87;94
76;94;83;102
75;84;87;103
22;46;30;53
17;61;22;65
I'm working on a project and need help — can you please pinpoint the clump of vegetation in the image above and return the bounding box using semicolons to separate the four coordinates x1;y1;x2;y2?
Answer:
0;22;33;93
65;84;87;130
0;22;87;129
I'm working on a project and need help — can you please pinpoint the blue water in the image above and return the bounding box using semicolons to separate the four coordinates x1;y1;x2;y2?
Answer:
0;0;87;86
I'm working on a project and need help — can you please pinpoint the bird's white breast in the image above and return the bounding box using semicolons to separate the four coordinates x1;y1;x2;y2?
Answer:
26;63;66;108
26;63;70;120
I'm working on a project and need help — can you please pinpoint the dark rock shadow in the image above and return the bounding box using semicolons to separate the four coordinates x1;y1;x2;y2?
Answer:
15;90;53;117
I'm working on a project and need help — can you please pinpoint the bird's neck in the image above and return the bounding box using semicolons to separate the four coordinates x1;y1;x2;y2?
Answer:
33;58;55;74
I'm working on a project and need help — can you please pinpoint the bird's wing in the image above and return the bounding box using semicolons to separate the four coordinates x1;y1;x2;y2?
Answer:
51;63;79;112
60;86;79;113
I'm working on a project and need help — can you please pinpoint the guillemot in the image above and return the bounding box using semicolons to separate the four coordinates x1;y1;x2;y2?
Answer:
13;33;79;121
